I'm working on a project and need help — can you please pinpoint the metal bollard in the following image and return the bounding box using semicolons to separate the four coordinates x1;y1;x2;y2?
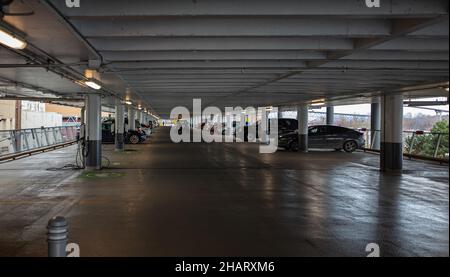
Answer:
47;216;68;257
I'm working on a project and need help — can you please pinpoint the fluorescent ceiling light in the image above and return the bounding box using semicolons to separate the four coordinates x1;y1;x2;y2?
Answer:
0;28;27;50
85;80;101;90
125;101;133;105
310;98;326;107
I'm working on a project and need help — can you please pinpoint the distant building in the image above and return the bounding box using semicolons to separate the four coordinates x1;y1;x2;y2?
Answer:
21;101;62;129
46;104;82;127
0;101;64;130
0;100;17;131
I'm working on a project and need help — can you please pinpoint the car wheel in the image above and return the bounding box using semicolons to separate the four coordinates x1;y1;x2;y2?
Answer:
129;134;140;144
343;140;357;153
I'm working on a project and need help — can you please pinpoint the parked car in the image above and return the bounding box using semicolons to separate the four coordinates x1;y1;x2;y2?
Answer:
278;124;365;153
102;120;147;144
139;123;152;138
242;119;297;142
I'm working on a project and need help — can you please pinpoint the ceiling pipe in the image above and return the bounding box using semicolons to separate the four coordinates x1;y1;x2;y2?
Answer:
41;0;158;114
0;76;64;97
0;63;88;68
41;0;103;65
0;96;83;102
405;101;449;107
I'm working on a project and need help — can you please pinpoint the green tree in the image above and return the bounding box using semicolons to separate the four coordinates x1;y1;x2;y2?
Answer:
405;120;449;158
430;120;449;158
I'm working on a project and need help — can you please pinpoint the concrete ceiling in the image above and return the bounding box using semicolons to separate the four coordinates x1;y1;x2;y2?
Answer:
1;0;449;117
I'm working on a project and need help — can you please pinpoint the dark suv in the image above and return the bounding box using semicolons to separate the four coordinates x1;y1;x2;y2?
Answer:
102;119;147;144
278;124;365;153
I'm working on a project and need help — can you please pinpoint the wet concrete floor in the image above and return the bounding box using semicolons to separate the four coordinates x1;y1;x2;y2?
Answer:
0;127;448;257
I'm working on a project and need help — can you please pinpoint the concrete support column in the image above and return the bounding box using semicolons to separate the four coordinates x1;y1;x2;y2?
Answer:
381;94;404;172
326;106;335;125
86;94;102;170
371;101;381;150
115;99;125;151
80;106;86;125
128;107;136;130
278;108;283;119
297;104;309;152
136;110;141;125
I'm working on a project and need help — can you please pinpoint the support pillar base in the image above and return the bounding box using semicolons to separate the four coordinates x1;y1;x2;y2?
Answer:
299;134;308;153
115;133;125;152
86;140;102;170
380;142;403;172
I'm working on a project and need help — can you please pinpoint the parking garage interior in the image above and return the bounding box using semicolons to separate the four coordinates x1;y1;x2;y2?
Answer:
0;0;449;258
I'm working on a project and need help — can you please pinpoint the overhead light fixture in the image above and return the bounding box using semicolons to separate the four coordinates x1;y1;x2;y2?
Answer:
0;28;27;50
310;98;326;107
84;79;101;90
125;101;133;105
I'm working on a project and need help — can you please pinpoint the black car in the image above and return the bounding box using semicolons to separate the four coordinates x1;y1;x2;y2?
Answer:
278;124;365;153
102;120;147;144
243;119;297;141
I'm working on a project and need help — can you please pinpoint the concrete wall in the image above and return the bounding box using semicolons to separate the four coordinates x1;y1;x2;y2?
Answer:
0;100;16;131
21;111;62;129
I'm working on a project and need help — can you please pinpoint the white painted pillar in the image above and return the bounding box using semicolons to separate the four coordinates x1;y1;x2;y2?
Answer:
297;104;309;152
326;106;335;125
381;93;404;172
86;94;102;170
115;99;125;151
128;107;136;130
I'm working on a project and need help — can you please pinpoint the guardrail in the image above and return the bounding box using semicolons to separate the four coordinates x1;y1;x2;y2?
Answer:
360;129;449;162
0;126;78;159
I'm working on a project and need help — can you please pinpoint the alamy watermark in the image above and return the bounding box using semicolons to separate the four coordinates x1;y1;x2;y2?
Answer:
366;0;381;8
170;99;279;154
65;0;80;8
366;243;380;257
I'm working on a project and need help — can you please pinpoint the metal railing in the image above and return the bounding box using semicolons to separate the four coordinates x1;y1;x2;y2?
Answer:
0;126;78;158
360;129;449;162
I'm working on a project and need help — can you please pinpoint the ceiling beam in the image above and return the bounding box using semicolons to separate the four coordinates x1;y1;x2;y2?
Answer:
204;16;449;106
74;18;391;37
101;50;327;61
89;37;354;51
48;0;449;17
